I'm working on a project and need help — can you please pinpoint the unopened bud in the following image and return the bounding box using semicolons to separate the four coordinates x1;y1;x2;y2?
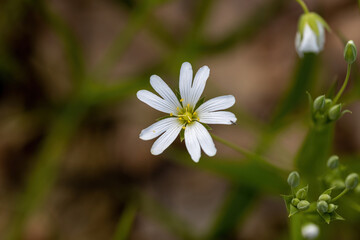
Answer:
292;198;300;206
344;40;357;64
317;200;328;213
287;171;300;188
328;204;337;213
297;200;310;210
296;188;307;200
318;194;331;202
328;104;342;121
313;95;326;112
345;173;359;190
327;155;339;169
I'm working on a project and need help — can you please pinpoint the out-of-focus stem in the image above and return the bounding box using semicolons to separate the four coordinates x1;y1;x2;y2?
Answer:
295;0;309;13
333;64;352;105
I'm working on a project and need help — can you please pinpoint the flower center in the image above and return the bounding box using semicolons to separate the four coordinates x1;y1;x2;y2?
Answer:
173;104;199;126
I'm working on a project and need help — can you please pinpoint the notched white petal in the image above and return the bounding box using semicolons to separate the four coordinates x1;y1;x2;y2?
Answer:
185;124;201;162
189;65;210;106
150;120;182;155
193;122;216;157
199;111;237;125
196;95;235;114
179;62;193;106
137;90;174;114
140;118;177;140
150;75;181;111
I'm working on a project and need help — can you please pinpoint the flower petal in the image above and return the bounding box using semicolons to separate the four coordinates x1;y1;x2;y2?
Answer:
199;111;237;125
137;90;174;114
196;95;235;114
150;75;181;112
316;21;325;51
192;122;216;157
189;65;210;106
179;62;193;106
298;24;320;54
295;32;303;57
184;124;201;162
140;117;178;140
150;120;182;155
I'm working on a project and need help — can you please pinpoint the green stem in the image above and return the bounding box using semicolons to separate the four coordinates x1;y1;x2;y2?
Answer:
333;64;352;105
331;188;348;202
295;0;309;13
210;134;279;170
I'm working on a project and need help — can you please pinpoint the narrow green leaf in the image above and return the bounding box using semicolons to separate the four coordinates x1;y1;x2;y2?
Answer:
206;185;256;240
113;204;137;240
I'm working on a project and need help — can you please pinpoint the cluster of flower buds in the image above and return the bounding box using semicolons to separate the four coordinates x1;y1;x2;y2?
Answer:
308;40;357;127
282;155;359;224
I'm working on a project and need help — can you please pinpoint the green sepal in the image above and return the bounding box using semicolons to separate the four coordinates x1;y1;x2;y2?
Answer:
318;209;345;224
156;115;173;121
201;122;212;131
318;210;331;224
322;187;336;195
298;12;331;38
281;194;293;213
194;96;206;110
332;212;345;221
296;185;309;199
289;205;299;217
180;128;185;142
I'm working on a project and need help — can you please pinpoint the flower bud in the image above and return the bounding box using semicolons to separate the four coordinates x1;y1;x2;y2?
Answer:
296;188;307;200
324;98;332;110
302;223;319;240
297;200;310;210
327;155;339;169
287;171;300;188
328;104;342;121
345;173;359;190
344;40;357;64
295;13;329;57
328;203;337;213
318;194;331;202
292;198;300;206
317;200;328;213
313;95;325;112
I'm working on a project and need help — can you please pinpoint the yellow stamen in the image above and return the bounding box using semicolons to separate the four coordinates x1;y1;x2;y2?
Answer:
153;130;156;133
180;99;184;102
193;112;197;115
178;117;182;120
182;126;186;129
176;107;179;111
170;113;173;116
197;118;200;121
187;103;190;108
188;120;191;123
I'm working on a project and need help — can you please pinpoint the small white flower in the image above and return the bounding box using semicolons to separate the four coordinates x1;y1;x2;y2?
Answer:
301;223;319;239
295;13;329;57
137;62;237;162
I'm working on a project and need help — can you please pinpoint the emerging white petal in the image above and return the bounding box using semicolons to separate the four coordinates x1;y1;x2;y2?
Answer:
199;111;237;125
185;124;201;162
196;95;235;113
150;75;181;111
137;90;175;114
150;120;183;155
179;62;193;106
140;117;179;140
188;66;210;106
297;24;321;55
316;21;325;51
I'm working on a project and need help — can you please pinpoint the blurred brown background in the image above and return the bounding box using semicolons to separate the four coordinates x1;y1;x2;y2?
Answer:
0;0;360;239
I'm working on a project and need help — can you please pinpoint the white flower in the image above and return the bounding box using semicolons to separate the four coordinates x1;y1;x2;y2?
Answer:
137;62;237;162
295;13;329;57
301;223;319;239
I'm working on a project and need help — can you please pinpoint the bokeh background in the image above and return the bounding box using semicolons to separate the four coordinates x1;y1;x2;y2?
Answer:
1;0;360;239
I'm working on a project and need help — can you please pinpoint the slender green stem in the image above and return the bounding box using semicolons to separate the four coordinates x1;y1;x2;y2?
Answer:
295;0;309;13
331;188;348;202
333;64;352;105
210;134;280;170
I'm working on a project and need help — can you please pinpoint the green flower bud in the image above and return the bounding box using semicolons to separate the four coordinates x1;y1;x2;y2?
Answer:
318;194;331;202
292;198;300;206
328;204;337;213
287;171;300;188
297;200;310;210
344;40;357;64
313;95;326;112
328;104;342;121
327;155;339;169
296;188;307;200
324;98;332;111
345;173;359;190
317;200;329;213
